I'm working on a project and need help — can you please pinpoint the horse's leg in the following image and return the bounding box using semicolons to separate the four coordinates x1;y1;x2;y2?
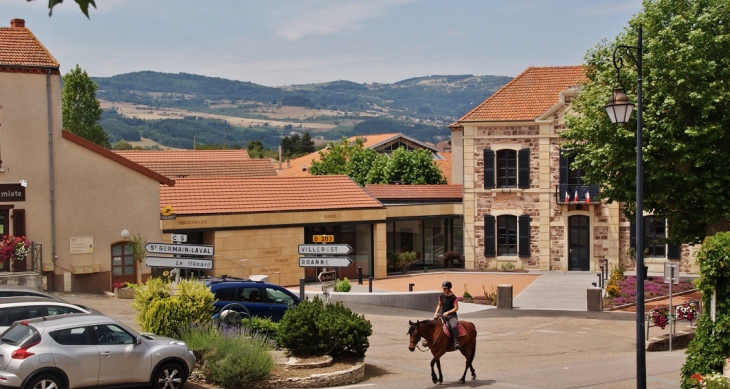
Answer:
458;341;470;384
430;358;438;384
469;337;477;379
435;358;443;384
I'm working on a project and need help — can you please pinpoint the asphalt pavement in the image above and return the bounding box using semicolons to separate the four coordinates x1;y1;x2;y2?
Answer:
54;271;689;388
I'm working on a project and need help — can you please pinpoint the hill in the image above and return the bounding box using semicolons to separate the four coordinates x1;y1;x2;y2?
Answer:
93;71;511;149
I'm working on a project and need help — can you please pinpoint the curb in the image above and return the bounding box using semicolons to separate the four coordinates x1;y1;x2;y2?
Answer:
251;359;365;388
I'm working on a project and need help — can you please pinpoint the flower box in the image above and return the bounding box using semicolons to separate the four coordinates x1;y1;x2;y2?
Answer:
114;287;135;299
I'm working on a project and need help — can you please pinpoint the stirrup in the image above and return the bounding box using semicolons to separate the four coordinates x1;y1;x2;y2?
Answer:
453;342;460;350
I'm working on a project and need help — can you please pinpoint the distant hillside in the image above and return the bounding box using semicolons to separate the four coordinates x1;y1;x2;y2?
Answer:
94;71;511;149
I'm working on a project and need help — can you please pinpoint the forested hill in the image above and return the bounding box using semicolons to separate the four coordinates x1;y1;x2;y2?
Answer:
93;71;512;123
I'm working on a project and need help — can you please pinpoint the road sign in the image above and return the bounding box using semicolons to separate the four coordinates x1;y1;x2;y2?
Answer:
318;271;337;283
298;244;352;255
312;235;335;243
322;281;336;290
145;256;213;269
144;242;214;256
171;234;187;243
664;262;679;285
299;256;353;268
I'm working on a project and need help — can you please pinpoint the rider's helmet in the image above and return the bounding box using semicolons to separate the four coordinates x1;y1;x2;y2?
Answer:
441;280;452;289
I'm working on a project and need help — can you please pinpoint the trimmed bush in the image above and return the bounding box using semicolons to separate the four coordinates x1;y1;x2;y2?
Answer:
278;296;372;357
133;278;215;337
250;317;280;345
334;277;352;292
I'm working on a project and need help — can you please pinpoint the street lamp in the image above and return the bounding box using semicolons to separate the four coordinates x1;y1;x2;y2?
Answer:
604;25;645;389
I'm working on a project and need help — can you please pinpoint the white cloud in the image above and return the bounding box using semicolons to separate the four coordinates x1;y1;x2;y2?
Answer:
273;0;417;41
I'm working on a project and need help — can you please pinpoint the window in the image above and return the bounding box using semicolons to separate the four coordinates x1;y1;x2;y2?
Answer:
484;148;530;189
94;324;134;345
213;287;236;301
266;287;295;307
241;288;263;303
645;216;666;257
485;214;531;258
46;305;84;316
560;151;585;186
497;216;517;255
53;327;91;346
2;306;45;326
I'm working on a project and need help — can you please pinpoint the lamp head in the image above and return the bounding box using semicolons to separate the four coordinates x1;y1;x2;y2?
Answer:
605;88;634;124
121;230;130;239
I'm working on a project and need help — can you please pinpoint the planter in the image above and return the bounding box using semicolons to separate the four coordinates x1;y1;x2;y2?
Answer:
114;287;135;299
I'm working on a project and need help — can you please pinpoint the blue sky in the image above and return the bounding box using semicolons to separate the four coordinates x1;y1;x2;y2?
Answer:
3;0;641;86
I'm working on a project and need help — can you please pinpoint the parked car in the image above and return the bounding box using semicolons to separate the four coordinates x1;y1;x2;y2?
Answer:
0;297;96;333
207;278;300;322
0;314;195;389
0;288;57;299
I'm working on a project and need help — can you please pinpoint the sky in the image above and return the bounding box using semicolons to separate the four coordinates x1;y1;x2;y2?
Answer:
2;0;642;87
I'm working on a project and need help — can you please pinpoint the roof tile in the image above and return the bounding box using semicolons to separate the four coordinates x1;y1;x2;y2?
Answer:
161;176;384;215
0;22;59;68
365;184;463;201
459;66;586;122
113;150;277;178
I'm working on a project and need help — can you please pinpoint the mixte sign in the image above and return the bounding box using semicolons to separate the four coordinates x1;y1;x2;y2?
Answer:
0;184;25;202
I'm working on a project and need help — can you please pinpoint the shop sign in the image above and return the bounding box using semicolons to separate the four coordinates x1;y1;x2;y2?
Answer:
0;184;25;202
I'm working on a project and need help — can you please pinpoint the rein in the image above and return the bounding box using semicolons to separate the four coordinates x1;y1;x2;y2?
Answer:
416;318;444;351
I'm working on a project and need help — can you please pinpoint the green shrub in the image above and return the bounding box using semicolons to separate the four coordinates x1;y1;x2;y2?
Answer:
250;317;280;345
278;296;372;357
180;323;274;387
334;277;352;292
500;262;515;271
133;278;214;337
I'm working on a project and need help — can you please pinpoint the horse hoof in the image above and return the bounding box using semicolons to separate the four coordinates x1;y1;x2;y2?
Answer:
472;374;477;380
458;379;465;384
432;380;438;385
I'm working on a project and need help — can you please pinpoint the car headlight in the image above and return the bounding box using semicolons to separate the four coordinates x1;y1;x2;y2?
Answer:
169;341;186;346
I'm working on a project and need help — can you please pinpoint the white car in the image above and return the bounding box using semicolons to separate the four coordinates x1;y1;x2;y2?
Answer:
0;297;95;333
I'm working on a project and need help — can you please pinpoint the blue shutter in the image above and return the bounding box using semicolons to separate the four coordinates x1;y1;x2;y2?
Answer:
484;214;495;257
519;214;531;257
484;149;494;189
667;220;680;259
518;148;530;189
629;219;636;249
559;151;569;185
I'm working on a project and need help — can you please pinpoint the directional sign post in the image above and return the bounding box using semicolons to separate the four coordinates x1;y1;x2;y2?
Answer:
145;256;213;270
312;235;335;243
299;257;353;268
318;271;337;283
298;244;352;255
145;242;214;256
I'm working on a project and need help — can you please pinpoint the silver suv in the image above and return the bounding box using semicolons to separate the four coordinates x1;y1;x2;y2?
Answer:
0;314;195;389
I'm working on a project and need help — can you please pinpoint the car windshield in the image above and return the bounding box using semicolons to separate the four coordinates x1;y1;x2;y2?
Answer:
1;323;39;346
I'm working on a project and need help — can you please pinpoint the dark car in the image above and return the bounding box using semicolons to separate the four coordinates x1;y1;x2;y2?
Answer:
207;279;299;322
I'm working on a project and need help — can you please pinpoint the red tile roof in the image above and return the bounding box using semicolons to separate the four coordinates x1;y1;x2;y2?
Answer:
0;19;59;68
459;66;586;122
161;176;384;215
365;184;463;201
435;152;452;184
62;131;175;186
113;150;276;178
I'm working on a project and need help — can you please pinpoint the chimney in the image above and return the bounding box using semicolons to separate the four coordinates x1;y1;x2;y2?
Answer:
10;19;25;28
286;159;290;169
278;146;283;170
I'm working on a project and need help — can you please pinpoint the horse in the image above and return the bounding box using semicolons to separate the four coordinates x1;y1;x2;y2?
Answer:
407;318;477;384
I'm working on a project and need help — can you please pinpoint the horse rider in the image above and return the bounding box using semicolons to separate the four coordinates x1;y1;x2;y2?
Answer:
434;280;460;349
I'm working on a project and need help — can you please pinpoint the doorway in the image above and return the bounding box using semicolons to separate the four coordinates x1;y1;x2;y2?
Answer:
111;242;137;287
568;216;590;271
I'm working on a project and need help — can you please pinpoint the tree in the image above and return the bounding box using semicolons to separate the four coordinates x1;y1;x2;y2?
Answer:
309;137;447;186
34;0;96;18
562;0;730;245
300;132;316;154
62;64;110;148
113;139;134;150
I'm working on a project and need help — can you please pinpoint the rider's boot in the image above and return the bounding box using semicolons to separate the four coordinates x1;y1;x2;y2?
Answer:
453;340;460;350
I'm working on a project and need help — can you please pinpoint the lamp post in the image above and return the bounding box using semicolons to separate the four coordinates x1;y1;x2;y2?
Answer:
604;25;644;388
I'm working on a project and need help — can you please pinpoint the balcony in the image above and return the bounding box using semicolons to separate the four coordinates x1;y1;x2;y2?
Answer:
555;184;600;205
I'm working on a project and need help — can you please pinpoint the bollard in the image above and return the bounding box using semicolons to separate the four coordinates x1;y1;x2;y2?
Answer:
368;277;374;293
497;284;513;309
592;282;597;287
409;283;414;292
600;265;604;282
357;266;363;285
597;273;602;289
587;287;602;312
299;278;305;301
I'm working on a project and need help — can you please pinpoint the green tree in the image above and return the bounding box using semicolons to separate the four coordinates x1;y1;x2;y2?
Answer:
112;139;133;150
562;0;730;245
381;147;446;185
62;64;110;148
308;137;351;176
300;132;316;154
247;140;264;158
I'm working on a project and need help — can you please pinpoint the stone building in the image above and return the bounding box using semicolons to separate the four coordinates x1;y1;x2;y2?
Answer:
451;66;695;273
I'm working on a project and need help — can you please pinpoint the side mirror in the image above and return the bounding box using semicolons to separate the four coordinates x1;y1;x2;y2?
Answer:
135;336;142;345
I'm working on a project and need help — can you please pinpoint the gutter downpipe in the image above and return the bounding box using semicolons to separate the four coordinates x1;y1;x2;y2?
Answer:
46;69;57;291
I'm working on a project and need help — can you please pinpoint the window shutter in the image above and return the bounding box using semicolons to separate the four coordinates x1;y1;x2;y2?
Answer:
519;214;531;257
12;209;25;237
559;151;569;185
518;148;530;189
484;149;494;189
667;220;680;259
484;214;495;257
629;219;636;249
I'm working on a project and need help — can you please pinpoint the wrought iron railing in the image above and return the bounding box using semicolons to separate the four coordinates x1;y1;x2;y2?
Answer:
555;184;600;205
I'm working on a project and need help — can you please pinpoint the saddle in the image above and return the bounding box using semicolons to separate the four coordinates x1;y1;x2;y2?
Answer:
442;322;467;338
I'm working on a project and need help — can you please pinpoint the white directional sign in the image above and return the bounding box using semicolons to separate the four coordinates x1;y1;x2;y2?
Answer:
145;256;213;269
171;234;187;243
298;244;352;255
145;242;214;256
299;257;353;268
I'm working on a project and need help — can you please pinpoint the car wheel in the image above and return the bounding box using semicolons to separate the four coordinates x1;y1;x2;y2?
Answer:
151;362;186;389
25;373;64;389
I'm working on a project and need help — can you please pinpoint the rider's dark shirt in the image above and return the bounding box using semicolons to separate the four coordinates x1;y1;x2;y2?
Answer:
439;293;458;316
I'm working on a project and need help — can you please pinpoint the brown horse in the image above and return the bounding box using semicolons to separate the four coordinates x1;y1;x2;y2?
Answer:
407;318;477;384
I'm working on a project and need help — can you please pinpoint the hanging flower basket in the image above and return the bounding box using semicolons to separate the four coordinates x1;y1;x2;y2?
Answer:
0;235;30;263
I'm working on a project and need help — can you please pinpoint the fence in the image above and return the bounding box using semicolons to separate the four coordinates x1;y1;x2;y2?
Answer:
646;299;701;340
